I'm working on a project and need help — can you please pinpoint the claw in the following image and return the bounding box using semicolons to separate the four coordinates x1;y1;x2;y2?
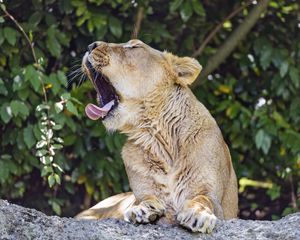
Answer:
177;208;217;233
124;200;165;224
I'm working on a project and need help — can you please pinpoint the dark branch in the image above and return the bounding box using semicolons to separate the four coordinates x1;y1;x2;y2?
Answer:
192;0;271;89
131;7;144;39
192;0;253;58
2;6;38;64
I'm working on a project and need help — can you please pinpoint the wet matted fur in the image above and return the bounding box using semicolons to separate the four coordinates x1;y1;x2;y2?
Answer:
76;40;238;233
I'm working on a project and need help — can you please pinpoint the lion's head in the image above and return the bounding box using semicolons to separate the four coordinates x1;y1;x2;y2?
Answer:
82;39;202;130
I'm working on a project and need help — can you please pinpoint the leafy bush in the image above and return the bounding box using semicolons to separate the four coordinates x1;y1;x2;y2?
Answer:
0;0;299;219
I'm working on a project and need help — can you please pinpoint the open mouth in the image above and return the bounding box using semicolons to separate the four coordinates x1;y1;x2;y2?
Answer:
84;61;119;120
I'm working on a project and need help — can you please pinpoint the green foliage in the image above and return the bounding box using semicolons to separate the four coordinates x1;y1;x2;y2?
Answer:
0;0;299;219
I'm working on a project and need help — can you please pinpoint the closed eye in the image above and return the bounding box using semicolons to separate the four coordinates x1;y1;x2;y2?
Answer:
131;45;141;48
123;43;143;49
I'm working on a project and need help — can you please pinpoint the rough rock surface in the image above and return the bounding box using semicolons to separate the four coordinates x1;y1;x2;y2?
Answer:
0;200;299;240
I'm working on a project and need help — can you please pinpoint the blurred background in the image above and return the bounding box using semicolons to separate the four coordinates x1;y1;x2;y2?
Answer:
0;0;299;220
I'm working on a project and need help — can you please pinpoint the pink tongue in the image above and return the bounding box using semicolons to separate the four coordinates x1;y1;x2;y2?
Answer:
85;100;115;120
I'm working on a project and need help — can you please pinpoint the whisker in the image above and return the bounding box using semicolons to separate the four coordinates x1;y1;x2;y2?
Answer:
94;71;99;84
67;68;81;77
67;71;82;87
67;73;80;85
69;62;82;68
78;73;86;87
69;59;82;65
67;58;90;90
68;66;81;73
67;74;80;90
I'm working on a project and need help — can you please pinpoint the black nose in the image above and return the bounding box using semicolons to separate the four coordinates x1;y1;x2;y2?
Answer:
88;42;98;53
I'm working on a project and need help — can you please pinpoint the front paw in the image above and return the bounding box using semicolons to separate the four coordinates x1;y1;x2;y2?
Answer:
124;198;165;224
177;203;217;233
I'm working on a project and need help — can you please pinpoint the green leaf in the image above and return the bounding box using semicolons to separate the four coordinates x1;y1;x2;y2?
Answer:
36;149;48;157
29;12;42;27
46;27;62;57
17;88;30;101
53;137;64;144
41;166;53;177
4;27;17;45
60;0;73;14
57;33;70;46
24;65;41;92
30;73;41;92
40;156;53;165
280;61;289;77
52;144;63;149
51;200;61;215
288;66;299;88
54;174;61;185
12;75;24;92
87;19;94;33
282;207;296;217
24;65;35;81
0;29;4;46
48;174;56;188
10;100;29;118
280;130;300;153
61;92;71;100
36;140;47;149
52;124;63;130
226;102;240;119
47;129;53;140
255;129;272;154
109;16;122;38
180;1;193;22
260;46;273;70
270;49;281;68
0;78;8;95
96;25;107;39
0;103;13;123
267;185;281;201
0;3;6;11
92;13;106;31
170;0;183;12
36;103;50;112
191;0;205;16
23;125;36;149
104;136;115;153
0;161;10;183
52;163;64;172
57;71;67;86
70;97;83;105
47;73;60;95
271;111;290;129
66;101;78;116
47;37;61;57
1;154;11;160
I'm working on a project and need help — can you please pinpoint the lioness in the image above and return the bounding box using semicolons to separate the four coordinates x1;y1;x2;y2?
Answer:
76;39;238;233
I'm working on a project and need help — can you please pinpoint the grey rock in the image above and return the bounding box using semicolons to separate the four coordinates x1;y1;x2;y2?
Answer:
0;199;299;240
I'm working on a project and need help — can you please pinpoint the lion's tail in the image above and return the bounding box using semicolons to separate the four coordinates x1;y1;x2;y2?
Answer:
75;192;136;220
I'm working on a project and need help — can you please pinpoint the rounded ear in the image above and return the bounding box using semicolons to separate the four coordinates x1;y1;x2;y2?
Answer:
165;52;202;86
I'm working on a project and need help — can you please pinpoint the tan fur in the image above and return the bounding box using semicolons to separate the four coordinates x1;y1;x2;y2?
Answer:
76;40;238;233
